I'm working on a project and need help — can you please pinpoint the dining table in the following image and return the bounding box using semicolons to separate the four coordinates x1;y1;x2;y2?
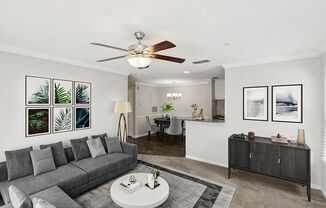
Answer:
153;117;184;142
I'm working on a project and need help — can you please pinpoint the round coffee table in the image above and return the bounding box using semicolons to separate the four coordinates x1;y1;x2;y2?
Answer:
110;173;169;208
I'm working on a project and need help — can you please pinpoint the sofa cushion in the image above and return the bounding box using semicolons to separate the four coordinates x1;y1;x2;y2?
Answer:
8;185;32;208
0;164;87;204
86;138;106;158
5;147;33;181
71;152;133;181
70;137;91;161
40;142;68;167
0;186;81;208
91;133;108;153
30;147;56;176
105;137;123;154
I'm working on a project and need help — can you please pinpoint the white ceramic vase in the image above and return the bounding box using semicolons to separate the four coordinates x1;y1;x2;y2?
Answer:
297;129;305;145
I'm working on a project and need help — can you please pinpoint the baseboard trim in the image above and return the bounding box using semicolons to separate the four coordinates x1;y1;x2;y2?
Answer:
185;155;228;168
322;188;326;200
311;184;321;190
130;133;153;139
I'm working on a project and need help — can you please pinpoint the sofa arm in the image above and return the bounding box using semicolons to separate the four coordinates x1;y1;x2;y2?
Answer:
121;142;138;163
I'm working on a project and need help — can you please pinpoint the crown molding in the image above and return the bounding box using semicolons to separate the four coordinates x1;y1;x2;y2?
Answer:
0;43;130;76
136;80;210;88
221;51;320;69
318;41;326;56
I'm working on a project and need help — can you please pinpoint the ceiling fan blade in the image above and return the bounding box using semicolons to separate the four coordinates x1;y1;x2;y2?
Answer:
96;55;129;62
145;41;176;53
152;54;185;63
91;42;129;52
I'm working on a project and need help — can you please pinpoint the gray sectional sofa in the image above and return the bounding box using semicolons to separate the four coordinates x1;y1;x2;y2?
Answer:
0;140;138;208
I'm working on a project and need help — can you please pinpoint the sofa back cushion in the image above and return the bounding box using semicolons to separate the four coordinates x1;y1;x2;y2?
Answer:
30;147;56;176
105;137;123;154
91;133;108;153
5;147;33;181
40;141;68;167
64;147;75;162
70;137;91;161
0;162;8;182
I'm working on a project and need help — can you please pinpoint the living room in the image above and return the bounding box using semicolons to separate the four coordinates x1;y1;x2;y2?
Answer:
0;1;326;208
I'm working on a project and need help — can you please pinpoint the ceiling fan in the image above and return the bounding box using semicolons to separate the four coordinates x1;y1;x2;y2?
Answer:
91;31;185;69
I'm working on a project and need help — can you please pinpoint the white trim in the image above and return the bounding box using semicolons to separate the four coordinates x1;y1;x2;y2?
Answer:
159;81;210;87
185;155;228;168
136;81;210;88
0;43;130;76
136;82;161;87
311;184;321;190
222;51;319;69
322;188;326;200
135;114;162;119
318;42;326;56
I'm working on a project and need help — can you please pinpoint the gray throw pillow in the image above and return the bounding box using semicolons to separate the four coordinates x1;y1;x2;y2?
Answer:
91;133;108;153
8;185;32;208
70;137;91;161
32;197;56;208
40;141;68;167
30;147;56;176
5;147;33;181
105;137;123;153
86;138;106;158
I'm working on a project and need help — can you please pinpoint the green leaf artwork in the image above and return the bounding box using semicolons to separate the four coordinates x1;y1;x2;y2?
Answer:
27;108;50;136
54;80;72;104
75;82;90;104
75;107;90;129
27;76;50;105
54;108;72;132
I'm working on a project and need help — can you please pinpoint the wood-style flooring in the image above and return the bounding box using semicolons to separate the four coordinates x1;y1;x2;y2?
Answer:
127;134;185;157
139;154;326;208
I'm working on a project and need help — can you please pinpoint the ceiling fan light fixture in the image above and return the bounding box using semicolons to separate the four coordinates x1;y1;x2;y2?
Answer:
127;55;152;69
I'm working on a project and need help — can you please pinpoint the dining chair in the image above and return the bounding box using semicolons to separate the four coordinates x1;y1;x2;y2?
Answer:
146;116;160;141
165;118;183;145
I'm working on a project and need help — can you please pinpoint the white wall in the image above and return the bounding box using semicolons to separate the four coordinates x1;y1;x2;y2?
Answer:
133;83;212;137
0;51;127;161
214;79;225;100
160;84;211;117
134;84;161;137
186;57;323;188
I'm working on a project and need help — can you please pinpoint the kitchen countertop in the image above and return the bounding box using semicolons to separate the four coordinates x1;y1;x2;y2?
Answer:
184;118;225;123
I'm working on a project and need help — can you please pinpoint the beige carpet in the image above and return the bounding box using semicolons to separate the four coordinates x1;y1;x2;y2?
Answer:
139;154;326;208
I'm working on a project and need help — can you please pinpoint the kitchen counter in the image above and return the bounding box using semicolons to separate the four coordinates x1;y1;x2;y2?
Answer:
184;119;225;123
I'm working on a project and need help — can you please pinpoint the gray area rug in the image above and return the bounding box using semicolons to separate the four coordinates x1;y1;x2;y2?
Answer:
75;160;235;208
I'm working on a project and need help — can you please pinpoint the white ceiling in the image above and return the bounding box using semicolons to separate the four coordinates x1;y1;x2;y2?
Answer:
1;0;326;85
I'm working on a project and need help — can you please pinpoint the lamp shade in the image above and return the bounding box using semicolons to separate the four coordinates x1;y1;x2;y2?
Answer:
114;101;132;113
127;55;152;68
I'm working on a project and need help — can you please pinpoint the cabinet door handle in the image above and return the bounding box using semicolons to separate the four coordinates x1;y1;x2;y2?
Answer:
278;158;280;164
249;153;252;159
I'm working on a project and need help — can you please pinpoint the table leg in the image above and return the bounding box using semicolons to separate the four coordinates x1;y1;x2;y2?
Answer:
307;184;311;202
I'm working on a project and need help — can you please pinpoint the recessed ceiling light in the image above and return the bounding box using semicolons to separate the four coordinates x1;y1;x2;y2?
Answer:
225;43;231;46
184;71;190;74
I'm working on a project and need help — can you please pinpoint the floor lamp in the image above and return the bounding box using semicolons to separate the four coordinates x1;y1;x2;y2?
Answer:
114;101;132;142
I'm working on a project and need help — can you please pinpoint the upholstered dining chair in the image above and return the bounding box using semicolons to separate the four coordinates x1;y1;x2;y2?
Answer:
165;118;183;145
146;116;160;141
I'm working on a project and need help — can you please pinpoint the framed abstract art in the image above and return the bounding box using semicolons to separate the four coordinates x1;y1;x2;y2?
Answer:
243;86;268;121
272;84;303;123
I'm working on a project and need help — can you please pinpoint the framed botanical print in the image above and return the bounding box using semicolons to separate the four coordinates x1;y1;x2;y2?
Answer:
243;86;268;121
53;79;73;105
272;84;303;123
26;76;51;105
26;107;51;137
75;107;91;130
53;107;73;133
74;81;91;105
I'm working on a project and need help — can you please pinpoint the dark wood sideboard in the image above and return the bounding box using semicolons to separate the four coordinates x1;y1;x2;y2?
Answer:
228;134;311;201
